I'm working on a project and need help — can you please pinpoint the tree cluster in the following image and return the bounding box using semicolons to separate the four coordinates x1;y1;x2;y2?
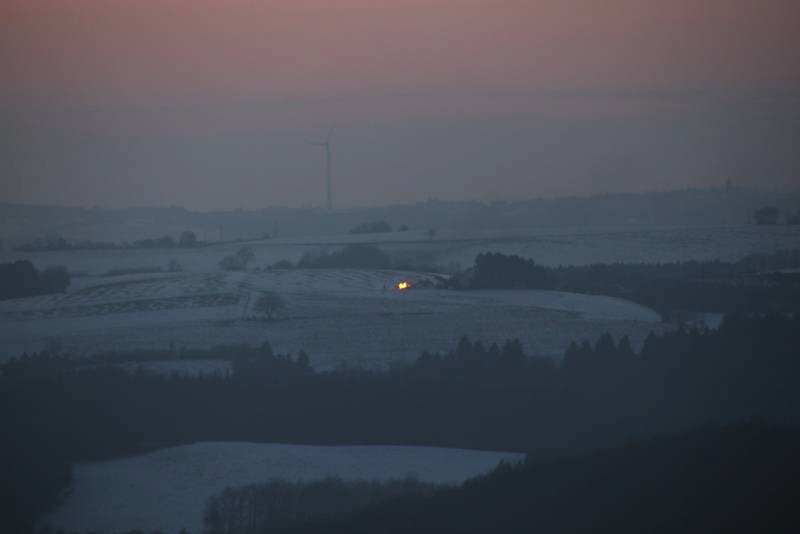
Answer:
249;292;287;321
753;206;780;225
468;252;552;289
268;244;441;273
0;260;70;301
293;245;392;270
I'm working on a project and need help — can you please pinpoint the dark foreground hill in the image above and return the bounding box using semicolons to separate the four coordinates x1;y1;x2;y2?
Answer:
274;422;800;534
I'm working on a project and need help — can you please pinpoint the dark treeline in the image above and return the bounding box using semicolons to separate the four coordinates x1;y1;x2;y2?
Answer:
295;244;392;270
349;220;394;234
272;422;800;534
447;250;800;315
204;477;440;534
3;314;800;531
13;230;203;252
467;252;553;289
269;244;437;274
0;260;70;301
70;343;279;366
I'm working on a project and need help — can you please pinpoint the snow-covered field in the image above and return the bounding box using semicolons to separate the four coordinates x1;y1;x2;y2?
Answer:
46;442;524;534
0;268;664;366
1;224;795;365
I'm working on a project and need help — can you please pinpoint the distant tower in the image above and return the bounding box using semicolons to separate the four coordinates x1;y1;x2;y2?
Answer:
313;129;334;210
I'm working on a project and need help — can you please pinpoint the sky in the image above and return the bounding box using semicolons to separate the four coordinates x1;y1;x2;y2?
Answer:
1;0;799;209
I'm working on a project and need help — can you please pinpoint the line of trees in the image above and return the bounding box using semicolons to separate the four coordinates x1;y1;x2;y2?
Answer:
13;230;203;252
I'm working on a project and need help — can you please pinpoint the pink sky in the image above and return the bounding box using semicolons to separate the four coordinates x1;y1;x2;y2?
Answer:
1;1;798;208
3;0;799;104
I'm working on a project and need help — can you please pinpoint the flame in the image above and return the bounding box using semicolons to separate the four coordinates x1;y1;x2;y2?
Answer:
397;281;410;290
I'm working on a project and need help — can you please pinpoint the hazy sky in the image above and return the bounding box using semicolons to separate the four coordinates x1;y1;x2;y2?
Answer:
2;0;798;209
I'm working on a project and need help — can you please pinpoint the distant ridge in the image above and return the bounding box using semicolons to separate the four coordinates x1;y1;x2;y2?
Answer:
1;188;798;244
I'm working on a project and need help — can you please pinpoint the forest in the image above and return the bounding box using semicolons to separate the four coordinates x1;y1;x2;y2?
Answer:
2;313;799;532
269;422;800;534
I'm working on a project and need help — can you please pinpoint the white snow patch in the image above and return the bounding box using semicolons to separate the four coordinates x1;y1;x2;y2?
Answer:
47;442;523;534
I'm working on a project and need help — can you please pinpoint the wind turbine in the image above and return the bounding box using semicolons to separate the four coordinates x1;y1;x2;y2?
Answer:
313;128;334;211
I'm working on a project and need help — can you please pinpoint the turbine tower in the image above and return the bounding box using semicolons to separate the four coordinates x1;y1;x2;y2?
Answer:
313;129;334;210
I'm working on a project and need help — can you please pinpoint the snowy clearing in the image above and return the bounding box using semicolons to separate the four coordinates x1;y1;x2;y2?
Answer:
46;442;524;534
